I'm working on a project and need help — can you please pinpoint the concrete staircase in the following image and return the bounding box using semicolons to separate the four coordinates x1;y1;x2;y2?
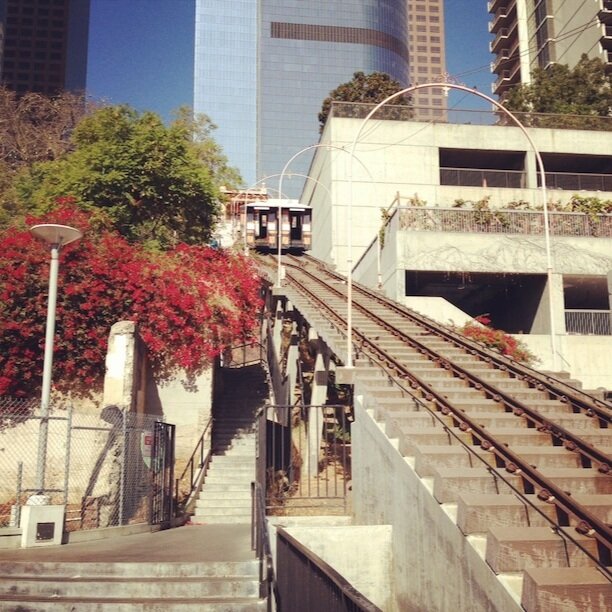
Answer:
192;365;267;525
0;558;264;611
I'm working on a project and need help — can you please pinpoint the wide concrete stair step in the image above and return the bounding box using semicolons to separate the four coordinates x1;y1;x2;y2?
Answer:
521;567;611;612
413;444;583;477
0;597;266;611
432;467;610;503
432;467;522;502
485;526;600;572
457;493;612;533
0;560;263;611
448;398;573;415
195;496;251;509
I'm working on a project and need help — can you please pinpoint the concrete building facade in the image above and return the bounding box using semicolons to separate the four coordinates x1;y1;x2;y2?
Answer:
303;110;612;386
194;1;445;196
489;0;612;98
0;0;90;95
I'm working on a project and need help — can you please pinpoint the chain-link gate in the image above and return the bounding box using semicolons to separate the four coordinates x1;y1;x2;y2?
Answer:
150;421;176;528
257;404;352;515
0;397;173;531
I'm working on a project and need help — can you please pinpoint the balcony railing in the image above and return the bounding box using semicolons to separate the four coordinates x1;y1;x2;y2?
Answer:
542;172;612;191
441;167;525;189
328;102;612;132
565;310;612;335
443;167;612;192
398;207;612;238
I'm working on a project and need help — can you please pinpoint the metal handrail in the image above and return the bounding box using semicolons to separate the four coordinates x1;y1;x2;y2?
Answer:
174;417;213;516
252;481;278;611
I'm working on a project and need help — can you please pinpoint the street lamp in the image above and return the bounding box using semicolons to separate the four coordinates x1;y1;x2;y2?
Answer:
30;223;82;496
346;82;557;370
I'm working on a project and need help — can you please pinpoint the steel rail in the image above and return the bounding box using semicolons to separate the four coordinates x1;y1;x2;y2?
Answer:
258;253;612;566
284;253;610;468
296;253;612;420
347;294;612;471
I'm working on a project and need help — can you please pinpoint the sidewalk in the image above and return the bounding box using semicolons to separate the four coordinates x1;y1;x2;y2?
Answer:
0;523;255;563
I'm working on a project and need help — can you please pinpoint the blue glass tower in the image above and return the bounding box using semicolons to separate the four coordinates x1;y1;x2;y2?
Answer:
194;0;409;196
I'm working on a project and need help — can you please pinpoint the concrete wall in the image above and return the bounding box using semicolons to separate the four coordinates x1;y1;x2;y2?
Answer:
518;334;612;390
307;117;612;276
0;322;213;512
282;524;394;610
351;392;521;612
350;215;612;389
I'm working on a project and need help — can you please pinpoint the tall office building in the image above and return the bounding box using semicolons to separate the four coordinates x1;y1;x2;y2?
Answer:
489;0;612;98
407;0;446;118
0;0;90;96
195;1;445;196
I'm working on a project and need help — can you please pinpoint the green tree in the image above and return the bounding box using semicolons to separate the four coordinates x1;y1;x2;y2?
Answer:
319;71;412;133
15;106;221;248
503;55;612;129
172;107;243;190
0;86;97;226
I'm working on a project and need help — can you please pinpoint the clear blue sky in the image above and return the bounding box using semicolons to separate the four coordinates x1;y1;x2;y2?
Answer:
86;0;494;121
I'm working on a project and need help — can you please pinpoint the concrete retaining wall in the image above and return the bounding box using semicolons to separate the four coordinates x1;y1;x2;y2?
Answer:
351;392;521;612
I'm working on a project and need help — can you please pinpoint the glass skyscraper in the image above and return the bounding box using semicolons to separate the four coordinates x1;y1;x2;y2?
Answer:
194;0;410;197
0;0;90;95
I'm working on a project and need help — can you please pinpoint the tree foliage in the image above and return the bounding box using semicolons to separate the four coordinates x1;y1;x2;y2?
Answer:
0;204;263;398
503;55;612;129
172;107;242;190
14;106;222;248
0;86;97;226
319;71;412;133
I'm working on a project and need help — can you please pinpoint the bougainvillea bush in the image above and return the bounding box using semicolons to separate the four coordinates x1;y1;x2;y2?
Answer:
0;205;263;397
456;315;538;366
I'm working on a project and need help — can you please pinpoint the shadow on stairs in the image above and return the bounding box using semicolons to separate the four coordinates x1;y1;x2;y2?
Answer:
191;364;269;526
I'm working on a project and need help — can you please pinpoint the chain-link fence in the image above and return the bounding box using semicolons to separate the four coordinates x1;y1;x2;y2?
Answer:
0;397;168;532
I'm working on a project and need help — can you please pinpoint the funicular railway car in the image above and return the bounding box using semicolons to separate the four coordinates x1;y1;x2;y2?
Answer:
244;198;312;251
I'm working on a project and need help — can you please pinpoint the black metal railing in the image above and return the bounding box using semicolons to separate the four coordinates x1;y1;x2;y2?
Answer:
252;481;277;611
276;527;382;612
150;421;176;528
440;167;525;188
174;417;212;516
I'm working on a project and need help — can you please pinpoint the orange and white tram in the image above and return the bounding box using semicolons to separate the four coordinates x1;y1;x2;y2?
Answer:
244;199;312;251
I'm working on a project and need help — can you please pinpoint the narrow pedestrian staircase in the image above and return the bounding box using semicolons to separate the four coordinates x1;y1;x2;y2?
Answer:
192;364;268;524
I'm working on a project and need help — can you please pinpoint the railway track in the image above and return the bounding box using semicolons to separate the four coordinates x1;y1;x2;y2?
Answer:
254;252;612;611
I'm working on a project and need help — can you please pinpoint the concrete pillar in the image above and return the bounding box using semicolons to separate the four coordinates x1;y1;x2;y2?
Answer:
286;319;300;407
524;150;538;191
309;340;329;476
102;321;139;411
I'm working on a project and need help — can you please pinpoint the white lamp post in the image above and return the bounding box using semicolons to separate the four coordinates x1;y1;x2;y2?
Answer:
30;224;82;496
346;82;557;370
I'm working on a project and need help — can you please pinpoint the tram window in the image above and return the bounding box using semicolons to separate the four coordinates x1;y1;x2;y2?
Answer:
292;216;297;228
261;214;267;226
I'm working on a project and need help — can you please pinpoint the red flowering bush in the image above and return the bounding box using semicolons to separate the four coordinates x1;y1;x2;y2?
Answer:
0;204;263;397
457;315;537;365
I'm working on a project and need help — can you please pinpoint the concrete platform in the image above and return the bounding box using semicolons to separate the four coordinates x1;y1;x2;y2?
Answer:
0;523;255;564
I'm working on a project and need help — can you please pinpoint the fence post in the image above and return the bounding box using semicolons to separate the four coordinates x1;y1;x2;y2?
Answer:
63;406;73;506
14;461;23;528
119;409;127;526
